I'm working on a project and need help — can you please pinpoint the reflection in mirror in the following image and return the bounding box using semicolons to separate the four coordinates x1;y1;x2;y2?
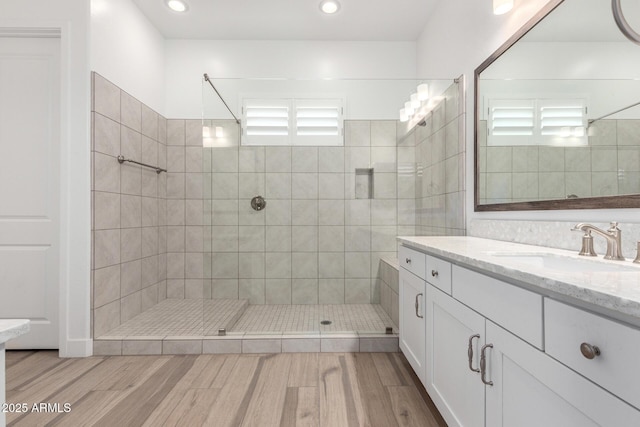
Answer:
475;0;640;210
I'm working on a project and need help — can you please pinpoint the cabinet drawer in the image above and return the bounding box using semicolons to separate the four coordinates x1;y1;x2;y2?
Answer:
452;266;543;349
426;255;452;294
545;299;640;410
399;245;426;279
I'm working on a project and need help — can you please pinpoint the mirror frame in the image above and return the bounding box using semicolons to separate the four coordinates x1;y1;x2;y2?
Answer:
474;0;640;211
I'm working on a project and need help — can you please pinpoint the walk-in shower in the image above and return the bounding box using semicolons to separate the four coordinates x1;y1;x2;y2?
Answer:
90;73;465;355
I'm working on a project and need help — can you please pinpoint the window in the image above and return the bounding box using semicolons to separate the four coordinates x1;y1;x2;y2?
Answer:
487;98;587;146
241;97;344;146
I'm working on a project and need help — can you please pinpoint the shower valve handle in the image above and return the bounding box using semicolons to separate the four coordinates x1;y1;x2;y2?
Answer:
251;196;267;211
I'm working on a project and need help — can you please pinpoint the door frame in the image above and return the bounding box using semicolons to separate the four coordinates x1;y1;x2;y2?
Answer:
0;20;92;357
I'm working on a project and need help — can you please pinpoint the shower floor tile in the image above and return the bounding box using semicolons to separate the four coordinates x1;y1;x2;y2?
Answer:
229;304;395;333
101;298;248;338
99;299;396;339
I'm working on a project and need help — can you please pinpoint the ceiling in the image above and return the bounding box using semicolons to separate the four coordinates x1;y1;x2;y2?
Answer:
524;0;640;42
132;0;438;41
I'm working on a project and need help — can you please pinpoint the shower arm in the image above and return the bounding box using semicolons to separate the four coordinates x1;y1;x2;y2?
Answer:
612;0;640;46
203;73;241;124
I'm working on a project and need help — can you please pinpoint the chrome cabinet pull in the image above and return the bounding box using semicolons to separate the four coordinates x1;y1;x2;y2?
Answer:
468;334;481;373
431;270;439;278
415;293;424;319
405;258;412;264
580;342;601;359
480;343;493;386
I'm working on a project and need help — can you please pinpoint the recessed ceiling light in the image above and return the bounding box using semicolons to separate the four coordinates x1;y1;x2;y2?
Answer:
166;0;188;13
320;0;340;14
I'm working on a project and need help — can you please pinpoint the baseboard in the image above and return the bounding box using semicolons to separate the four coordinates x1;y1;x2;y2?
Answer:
59;338;92;357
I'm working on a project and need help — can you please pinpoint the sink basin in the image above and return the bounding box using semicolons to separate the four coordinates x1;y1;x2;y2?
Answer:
487;252;640;273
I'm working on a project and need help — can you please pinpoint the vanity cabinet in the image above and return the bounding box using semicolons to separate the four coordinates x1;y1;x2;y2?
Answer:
485;319;640;427
399;267;426;384
397;242;640;427
425;285;485;427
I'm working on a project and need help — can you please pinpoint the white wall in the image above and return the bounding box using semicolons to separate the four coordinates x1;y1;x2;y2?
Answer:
417;0;640;226
0;0;92;356
91;0;165;114
165;40;418;118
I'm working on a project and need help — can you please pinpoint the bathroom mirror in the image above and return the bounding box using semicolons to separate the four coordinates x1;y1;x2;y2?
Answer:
475;0;640;210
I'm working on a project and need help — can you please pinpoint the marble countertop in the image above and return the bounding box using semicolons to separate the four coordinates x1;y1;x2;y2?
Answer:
398;236;640;325
0;319;30;345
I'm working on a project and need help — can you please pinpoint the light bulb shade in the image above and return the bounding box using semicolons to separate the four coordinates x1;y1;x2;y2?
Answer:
399;109;409;122
410;93;420;109
404;101;414;115
202;126;211;138
417;83;429;101
493;0;513;15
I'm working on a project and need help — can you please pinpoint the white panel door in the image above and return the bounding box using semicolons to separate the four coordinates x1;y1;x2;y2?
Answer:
425;284;485;427
0;36;60;349
399;268;426;384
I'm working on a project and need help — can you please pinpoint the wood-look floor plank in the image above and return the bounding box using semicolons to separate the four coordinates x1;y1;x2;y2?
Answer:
93;355;171;391
387;386;445;427
5;351;37;368
140;387;187;427
141;355;234;427
353;353;399;427
241;354;292;427
397;353;448;427
16;357;175;427
92;356;196;427
7;357;103;405
280;387;319;427
319;353;362;427
162;389;220;427
6;351;65;391
202;355;261;427
47;391;122;427
85;357;176;424
10;357;129;427
176;354;239;390
4;352;446;427
288;353;318;388
372;353;409;386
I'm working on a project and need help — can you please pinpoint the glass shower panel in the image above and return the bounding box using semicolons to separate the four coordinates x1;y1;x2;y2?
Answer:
200;77;455;336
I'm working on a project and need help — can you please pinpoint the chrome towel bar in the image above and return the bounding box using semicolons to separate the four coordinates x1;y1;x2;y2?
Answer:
117;155;167;174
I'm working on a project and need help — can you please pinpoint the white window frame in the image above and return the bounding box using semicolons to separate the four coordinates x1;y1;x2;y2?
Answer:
241;95;344;146
487;97;588;147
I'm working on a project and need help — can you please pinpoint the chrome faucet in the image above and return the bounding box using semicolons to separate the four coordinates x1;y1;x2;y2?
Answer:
572;222;625;261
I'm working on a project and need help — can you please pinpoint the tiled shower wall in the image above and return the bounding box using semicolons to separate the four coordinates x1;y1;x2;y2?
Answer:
412;80;466;236
200;120;408;305
478;119;640;204
91;73;168;338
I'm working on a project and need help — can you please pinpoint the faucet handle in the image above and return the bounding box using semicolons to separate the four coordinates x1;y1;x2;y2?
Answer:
578;230;597;257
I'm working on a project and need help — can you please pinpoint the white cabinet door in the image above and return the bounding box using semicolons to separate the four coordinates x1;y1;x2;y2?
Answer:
399;268;426;384
485;320;640;427
0;37;60;349
425;285;485;427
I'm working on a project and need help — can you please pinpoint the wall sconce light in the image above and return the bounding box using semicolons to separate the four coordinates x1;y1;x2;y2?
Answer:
404;101;415;116
417;83;429;101
410;93;421;109
399;109;409;123
493;0;513;15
